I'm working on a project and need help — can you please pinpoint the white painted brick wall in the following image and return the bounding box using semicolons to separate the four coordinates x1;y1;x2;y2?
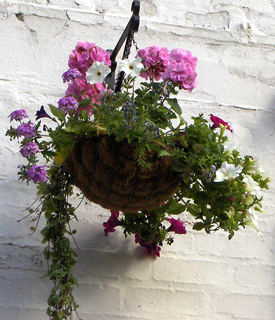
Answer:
1;0;275;319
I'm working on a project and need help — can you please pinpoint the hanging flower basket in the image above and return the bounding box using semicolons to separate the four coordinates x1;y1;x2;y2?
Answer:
65;135;181;212
5;2;270;318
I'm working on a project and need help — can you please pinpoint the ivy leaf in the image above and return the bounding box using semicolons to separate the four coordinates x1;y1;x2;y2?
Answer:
49;104;66;122
167;98;182;115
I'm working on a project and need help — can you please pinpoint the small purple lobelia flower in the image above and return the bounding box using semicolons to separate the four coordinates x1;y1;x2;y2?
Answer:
167;218;186;234
135;233;161;257
16;123;36;138
103;210;121;236
36;106;52;120
62;68;83;83
58;97;79;114
28;165;47;183
8;109;28;122
19;142;40;157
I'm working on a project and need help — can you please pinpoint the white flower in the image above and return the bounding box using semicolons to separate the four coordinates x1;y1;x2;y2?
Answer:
118;57;143;77
244;207;263;237
249;158;266;174
86;61;111;84
214;161;242;182
242;174;261;199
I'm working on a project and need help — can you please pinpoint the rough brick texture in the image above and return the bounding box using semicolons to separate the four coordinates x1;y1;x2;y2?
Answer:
1;0;275;319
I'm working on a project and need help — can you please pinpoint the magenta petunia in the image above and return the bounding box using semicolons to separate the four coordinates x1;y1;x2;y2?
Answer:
8;109;28;122
27;165;47;183
16;123;36;138
103;210;121;236
135;233;161;257
19;142;40;157
167;218;186;234
209;114;232;132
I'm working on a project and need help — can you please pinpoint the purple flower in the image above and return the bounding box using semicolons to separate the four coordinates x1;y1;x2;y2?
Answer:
103;210;121;236
16;123;36;138
62;68;83;83
8;109;28;122
36;106;52;120
28;165;47;183
167;218;186;234
58;97;79;114
135;233;161;257
19;142;40;157
210;114;232;132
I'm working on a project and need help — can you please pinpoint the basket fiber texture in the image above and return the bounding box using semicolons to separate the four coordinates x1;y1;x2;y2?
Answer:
64;135;181;213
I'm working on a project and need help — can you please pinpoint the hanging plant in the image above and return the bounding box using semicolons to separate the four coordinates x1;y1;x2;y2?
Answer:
6;20;270;320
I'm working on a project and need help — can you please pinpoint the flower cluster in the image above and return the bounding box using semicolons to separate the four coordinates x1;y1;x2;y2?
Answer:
138;45;198;91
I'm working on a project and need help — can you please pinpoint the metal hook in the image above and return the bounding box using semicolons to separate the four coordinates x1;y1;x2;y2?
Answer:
106;0;140;91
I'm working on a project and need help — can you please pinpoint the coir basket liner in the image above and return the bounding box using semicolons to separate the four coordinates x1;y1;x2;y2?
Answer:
64;135;181;213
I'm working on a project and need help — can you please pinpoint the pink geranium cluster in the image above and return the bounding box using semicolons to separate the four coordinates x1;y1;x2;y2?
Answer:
68;41;111;75
138;45;169;81
61;42;111;116
138;46;198;92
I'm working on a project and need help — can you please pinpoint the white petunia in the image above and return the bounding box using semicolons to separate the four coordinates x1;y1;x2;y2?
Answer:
214;161;242;182
244;207;263;237
118;57;143;77
249;158;266;174
242;174;261;199
86;61;111;84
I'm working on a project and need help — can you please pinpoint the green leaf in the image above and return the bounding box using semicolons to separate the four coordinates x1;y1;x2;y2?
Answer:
188;203;201;217
158;150;171;157
80;110;89;120
167;98;182;115
193;222;205;231
78;98;92;107
49;104;65;122
165;199;186;215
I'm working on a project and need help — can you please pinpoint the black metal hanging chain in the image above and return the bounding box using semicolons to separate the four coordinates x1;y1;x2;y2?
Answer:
106;0;140;92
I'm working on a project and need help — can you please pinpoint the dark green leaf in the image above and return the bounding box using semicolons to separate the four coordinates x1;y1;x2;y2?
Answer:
167;98;182;115
49;104;66;122
193;222;205;231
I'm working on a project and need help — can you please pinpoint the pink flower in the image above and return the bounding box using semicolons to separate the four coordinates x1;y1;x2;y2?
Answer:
68;42;95;74
162;49;198;92
65;80;105;117
134;233;161;257
68;42;111;75
210;114;232;132
89;46;111;67
137;45;169;81
103;210;121;236
167;218;186;234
